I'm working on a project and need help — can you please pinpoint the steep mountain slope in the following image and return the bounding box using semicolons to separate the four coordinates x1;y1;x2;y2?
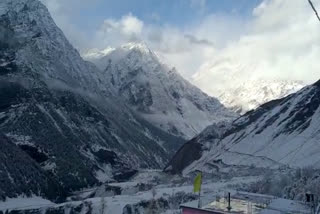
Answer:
0;134;66;201
0;0;185;199
84;43;237;139
217;80;304;114
166;80;320;175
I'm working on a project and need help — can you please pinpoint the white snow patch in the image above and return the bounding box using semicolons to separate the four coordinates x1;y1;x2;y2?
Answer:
6;133;33;146
0;62;10;67
36;104;64;135
0;197;55;211
95;164;113;183
42;162;56;171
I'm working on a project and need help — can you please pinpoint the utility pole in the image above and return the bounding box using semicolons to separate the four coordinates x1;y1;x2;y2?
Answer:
198;181;202;208
197;171;202;208
100;197;105;214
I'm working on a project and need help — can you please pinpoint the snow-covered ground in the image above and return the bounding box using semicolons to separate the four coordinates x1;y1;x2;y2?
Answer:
0;196;54;211
0;171;260;214
1;168;318;214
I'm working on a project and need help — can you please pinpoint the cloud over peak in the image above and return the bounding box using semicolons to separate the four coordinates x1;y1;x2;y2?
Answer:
41;0;320;95
193;0;320;96
97;14;144;47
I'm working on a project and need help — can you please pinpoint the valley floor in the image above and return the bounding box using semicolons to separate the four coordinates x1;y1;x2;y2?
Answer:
1;167;318;214
0;169;264;214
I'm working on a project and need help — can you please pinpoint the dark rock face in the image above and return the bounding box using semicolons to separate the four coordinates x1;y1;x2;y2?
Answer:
164;139;202;174
18;144;49;164
92;149;118;165
0;134;66;201
164;122;231;174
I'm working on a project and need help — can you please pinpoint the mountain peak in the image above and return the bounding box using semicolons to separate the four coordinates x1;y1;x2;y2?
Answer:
82;42;158;70
86;42;237;139
215;79;305;114
84;42;163;73
120;42;152;54
82;47;116;60
0;0;46;17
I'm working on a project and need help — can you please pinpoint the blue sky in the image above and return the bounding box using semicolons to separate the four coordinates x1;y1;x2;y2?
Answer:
64;0;262;32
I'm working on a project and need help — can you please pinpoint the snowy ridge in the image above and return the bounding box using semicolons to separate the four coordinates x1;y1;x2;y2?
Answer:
85;43;237;139
217;79;304;114
192;52;306;115
82;47;116;61
167;80;320;175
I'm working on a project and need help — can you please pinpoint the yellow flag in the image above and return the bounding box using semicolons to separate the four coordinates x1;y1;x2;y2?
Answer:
193;172;202;193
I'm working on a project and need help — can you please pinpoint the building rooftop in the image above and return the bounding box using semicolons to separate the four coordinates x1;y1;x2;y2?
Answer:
180;191;311;214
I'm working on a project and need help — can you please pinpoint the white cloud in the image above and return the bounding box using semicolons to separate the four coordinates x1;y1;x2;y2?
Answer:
40;0;245;78
95;14;144;47
193;0;320;96
190;0;207;13
41;0;320;95
119;14;144;35
40;0;97;50
89;13;234;78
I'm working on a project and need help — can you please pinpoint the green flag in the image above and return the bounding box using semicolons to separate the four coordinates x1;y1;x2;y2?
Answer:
193;172;202;193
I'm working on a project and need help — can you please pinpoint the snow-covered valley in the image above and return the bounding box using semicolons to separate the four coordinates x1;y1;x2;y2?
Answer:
0;169;272;214
1;0;320;213
1;167;319;214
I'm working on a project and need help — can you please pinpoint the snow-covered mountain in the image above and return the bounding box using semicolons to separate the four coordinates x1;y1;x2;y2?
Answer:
192;54;306;115
218;80;304;114
84;43;237;139
166;79;320;175
0;0;186;200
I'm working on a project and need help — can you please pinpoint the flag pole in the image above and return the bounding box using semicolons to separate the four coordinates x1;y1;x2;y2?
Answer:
198;171;202;208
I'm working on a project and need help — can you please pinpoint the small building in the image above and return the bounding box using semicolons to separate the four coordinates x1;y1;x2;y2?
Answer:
180;191;312;214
